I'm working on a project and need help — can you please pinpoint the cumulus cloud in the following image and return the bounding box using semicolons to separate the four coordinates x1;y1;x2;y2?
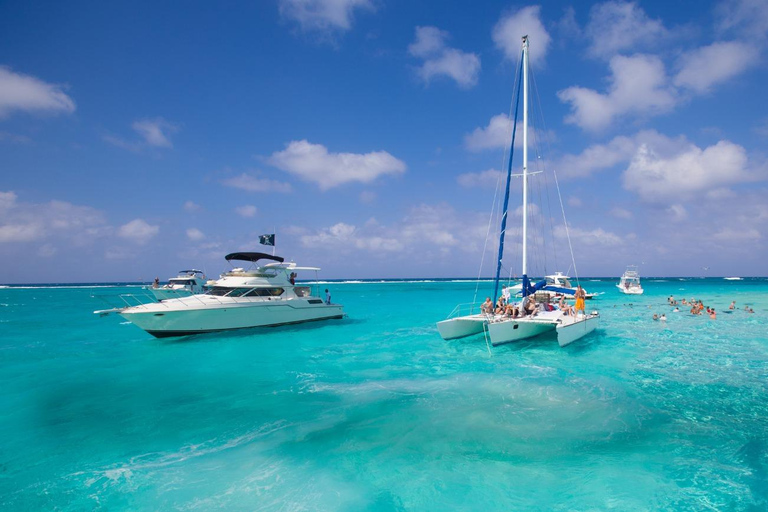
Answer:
0;191;108;245
584;1;669;59
493;6;551;64
673;41;760;94
558;54;676;131
223;173;293;193
236;205;258;218
278;0;373;33
464;114;552;152
186;228;205;241
408;26;481;89
0;66;75;118
118;219;159;245
267;140;406;190
554;225;624;247
623;139;759;201
457;169;504;188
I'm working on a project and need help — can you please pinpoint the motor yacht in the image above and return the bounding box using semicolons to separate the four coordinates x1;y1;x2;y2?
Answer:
617;266;643;295
111;252;344;338
147;269;208;301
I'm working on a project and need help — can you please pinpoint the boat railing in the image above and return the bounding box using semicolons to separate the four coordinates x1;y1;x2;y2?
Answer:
445;302;485;318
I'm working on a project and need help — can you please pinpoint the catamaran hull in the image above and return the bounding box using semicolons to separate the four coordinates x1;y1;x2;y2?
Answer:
120;301;344;338
556;314;599;347
487;319;556;345
436;315;487;340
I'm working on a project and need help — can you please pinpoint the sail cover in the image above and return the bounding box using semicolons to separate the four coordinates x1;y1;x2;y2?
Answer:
224;252;284;264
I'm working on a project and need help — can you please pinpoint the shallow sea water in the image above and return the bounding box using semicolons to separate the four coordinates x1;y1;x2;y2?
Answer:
1;278;767;511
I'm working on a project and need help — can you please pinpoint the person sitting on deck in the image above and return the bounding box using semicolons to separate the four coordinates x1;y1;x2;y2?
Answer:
523;294;538;316
495;296;506;315
481;297;493;314
559;296;574;316
504;303;520;318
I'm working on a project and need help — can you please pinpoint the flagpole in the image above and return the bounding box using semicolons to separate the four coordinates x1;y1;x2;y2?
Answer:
272;226;276;256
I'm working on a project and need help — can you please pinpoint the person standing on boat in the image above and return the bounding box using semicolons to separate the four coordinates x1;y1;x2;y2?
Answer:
574;286;586;316
325;288;331;304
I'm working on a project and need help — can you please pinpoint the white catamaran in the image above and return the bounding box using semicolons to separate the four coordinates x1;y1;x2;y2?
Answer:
437;36;599;348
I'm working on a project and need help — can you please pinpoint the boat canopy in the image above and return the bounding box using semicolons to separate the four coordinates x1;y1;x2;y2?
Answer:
225;252;285;264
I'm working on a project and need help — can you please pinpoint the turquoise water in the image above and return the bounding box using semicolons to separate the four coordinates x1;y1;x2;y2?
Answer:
1;278;767;510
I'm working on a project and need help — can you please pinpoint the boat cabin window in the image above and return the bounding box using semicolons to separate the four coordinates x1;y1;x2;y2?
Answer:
244;287;284;297
170;279;194;285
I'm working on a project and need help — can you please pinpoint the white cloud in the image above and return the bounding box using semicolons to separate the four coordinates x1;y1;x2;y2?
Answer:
492;6;551;64
104;118;178;151
186;228;205;241
0;191;108;245
554;225;624;246
278;0;373;33
673;41;760;94
236;205;258;218
408;26;480;89
457;169;504;188
623;139;759;201
584;1;669;59
183;201;201;212
118;219;159;245
556;134;638;177
716;0;768;40
666;204;688;221
711;227;761;242
558;54;676;131
268;140;406;190
0;66;75;118
610;207;633;219
464;114;551;152
223;173;293;193
132;118;177;148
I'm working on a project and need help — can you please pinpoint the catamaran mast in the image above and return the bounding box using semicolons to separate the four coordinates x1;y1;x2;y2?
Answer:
521;35;529;278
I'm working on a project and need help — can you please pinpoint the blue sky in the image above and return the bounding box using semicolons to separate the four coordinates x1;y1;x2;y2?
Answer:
1;0;767;283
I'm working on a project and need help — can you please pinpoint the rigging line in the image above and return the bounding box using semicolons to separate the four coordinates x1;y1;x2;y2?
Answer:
474;48;523;306
554;170;581;290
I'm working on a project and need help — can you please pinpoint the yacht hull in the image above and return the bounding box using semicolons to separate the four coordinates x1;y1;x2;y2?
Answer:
436;315;487;340
120;299;344;338
617;285;643;295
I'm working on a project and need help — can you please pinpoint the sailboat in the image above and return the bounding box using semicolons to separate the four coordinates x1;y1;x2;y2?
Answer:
436;36;599;348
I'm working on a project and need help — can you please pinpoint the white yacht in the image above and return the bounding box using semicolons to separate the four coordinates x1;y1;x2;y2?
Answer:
111;252;344;338
617;266;643;295
147;270;208;301
436;36;599;348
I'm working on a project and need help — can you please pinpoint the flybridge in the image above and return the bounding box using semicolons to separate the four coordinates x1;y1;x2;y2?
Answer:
225;252;285;264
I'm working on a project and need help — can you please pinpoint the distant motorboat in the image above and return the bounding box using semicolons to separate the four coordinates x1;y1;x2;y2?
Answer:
724;277;743;281
617;266;643;295
147;270;207;301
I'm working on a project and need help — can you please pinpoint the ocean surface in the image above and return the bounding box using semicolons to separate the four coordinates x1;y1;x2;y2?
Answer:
1;278;767;511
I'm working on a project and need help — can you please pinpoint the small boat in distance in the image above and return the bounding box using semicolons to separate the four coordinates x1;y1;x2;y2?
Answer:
724;277;743;281
102;252;344;338
147;270;207;301
617;266;643;295
436;36;599;348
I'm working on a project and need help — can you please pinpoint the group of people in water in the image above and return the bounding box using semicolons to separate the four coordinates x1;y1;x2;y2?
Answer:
480;285;587;319
657;295;756;321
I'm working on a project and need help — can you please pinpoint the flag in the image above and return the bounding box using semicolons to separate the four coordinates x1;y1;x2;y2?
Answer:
259;234;275;246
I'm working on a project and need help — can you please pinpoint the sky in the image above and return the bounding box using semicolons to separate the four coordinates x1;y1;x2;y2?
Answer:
1;0;767;283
